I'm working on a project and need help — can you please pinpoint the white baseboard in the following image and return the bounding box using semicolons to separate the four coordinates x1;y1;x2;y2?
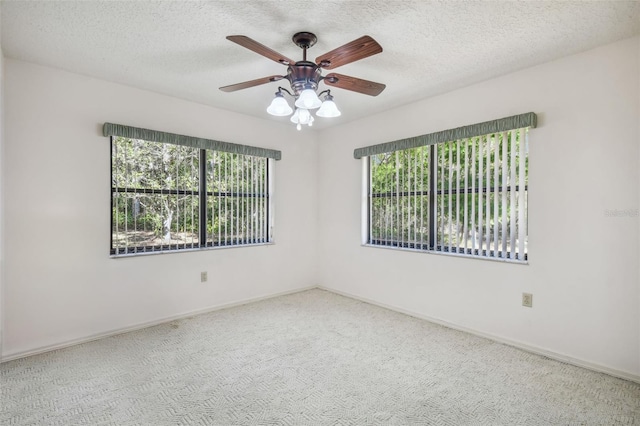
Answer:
1;285;316;363
317;285;640;385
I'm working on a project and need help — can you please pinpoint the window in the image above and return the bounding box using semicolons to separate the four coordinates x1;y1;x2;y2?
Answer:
106;123;278;256
359;113;535;262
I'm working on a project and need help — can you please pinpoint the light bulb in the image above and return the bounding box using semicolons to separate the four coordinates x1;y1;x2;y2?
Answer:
296;123;301;131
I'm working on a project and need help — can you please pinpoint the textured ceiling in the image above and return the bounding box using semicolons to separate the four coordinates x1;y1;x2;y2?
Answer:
2;1;639;130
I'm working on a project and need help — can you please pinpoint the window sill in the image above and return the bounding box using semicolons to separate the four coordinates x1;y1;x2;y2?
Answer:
111;242;275;258
361;243;528;265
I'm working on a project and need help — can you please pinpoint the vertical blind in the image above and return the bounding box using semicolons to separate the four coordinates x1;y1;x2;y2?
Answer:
107;123;277;256
208;152;270;248
362;113;535;262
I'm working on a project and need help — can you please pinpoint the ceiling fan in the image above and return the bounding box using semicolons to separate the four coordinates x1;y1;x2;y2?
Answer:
220;32;386;129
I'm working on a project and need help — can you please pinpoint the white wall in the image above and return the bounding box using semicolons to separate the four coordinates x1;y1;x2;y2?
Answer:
3;37;639;379
637;36;640;379
0;2;5;359
318;37;640;376
2;59;319;359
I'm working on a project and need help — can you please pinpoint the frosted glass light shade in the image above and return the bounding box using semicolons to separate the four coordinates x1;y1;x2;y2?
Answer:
266;95;293;116
290;108;314;129
294;89;322;109
316;99;341;117
290;108;300;123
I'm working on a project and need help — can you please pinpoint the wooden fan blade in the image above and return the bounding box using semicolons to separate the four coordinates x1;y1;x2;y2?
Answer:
227;35;296;66
219;75;285;92
323;73;386;96
315;35;382;69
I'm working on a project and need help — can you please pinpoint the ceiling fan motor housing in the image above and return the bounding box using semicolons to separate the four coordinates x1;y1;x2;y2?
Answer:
287;61;322;96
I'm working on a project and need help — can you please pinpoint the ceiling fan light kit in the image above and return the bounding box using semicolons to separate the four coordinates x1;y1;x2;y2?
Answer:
220;31;385;130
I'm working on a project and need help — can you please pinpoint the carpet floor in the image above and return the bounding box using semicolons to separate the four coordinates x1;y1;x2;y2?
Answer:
2;288;640;425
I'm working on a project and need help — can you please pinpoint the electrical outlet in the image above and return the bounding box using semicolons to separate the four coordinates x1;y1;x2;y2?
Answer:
522;293;533;308
200;271;208;282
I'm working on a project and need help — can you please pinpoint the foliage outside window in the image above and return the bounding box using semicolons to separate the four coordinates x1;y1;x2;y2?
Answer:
111;137;271;256
367;128;528;262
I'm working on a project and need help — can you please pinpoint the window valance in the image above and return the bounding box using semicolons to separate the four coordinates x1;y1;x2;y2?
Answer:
103;122;282;160
353;112;537;159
